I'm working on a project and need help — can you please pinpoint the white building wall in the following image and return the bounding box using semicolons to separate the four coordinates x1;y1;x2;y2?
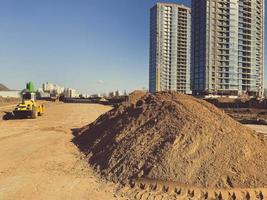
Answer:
0;91;20;98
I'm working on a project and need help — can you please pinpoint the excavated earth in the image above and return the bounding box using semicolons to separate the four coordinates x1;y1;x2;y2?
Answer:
73;91;267;189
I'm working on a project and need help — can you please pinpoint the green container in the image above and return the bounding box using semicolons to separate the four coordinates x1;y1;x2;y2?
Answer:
26;81;35;92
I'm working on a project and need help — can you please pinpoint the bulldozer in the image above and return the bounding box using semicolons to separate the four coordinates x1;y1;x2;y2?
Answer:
13;82;45;119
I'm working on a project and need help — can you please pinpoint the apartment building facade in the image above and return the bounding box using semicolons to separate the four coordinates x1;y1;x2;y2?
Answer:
191;0;265;97
149;3;191;93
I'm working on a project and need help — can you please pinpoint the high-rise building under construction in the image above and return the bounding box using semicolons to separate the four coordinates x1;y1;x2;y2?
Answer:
191;0;265;97
149;3;191;93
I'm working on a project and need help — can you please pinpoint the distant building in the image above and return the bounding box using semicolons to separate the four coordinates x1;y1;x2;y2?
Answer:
42;82;53;92
191;0;265;97
36;88;50;98
80;94;90;98
42;82;64;95
108;91;116;98
149;3;191;94
0;91;20;98
90;94;101;98
64;88;78;98
107;90;125;98
115;90;123;97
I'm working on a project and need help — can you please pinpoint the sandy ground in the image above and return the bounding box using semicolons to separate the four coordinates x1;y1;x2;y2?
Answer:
245;124;267;134
1;102;267;200
0;102;125;200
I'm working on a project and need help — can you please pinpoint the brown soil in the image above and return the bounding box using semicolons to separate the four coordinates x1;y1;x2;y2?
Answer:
124;90;147;105
74;92;267;189
0;97;19;106
119;179;267;200
225;108;267;125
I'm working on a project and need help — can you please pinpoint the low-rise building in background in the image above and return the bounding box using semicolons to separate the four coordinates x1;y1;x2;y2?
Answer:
43;82;64;96
0;91;21;98
64;88;78;98
108;90;127;98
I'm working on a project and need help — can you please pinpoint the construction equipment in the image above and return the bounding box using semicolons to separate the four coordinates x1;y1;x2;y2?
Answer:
13;82;45;119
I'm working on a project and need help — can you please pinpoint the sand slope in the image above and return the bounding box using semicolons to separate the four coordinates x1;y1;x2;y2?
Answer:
74;92;267;189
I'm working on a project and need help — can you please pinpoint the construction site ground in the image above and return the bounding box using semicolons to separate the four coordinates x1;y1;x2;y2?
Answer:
1;102;267;200
0;102;127;200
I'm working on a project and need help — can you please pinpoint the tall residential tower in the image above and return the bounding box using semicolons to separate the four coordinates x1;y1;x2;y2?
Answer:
191;0;265;97
149;3;191;93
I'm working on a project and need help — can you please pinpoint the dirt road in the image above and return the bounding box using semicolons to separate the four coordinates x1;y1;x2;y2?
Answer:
0;103;123;200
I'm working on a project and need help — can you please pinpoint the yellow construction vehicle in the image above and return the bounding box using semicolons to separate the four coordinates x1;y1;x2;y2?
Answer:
12;82;45;119
13;91;45;119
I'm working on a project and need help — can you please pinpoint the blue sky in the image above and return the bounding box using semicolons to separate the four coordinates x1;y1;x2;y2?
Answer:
0;0;265;94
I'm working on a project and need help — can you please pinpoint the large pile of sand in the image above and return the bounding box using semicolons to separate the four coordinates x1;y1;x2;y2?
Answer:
73;92;267;188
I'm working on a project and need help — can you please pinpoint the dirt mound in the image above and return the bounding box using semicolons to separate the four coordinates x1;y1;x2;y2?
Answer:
124;90;147;105
0;83;9;91
73;92;267;189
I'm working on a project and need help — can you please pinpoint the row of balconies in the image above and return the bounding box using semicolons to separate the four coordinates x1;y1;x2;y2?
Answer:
217;40;229;44
239;65;252;69
239;35;252;40
238;32;251;37
238;42;251;47
239;40;251;45
238;46;251;51
239;53;251;57
217;34;229;39
240;18;252;24
216;0;230;4
239;23;252;29
240;7;252;13
241;12;252;18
